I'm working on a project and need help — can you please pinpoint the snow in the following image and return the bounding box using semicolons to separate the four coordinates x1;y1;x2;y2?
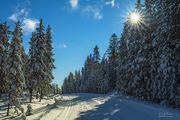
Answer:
76;93;180;120
0;93;179;120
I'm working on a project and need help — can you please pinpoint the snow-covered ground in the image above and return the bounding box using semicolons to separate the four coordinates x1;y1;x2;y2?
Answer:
0;93;180;120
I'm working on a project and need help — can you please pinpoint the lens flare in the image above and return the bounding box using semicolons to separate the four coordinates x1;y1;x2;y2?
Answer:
130;12;140;23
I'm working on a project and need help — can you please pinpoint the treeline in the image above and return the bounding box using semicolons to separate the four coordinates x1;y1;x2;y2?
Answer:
62;0;180;107
62;45;109;94
0;19;58;116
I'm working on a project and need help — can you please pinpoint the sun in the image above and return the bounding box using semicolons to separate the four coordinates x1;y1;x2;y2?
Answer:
127;11;143;26
130;12;140;23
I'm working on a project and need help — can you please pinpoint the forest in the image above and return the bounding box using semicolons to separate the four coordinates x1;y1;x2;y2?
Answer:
0;18;59;117
62;0;180;108
0;0;180;120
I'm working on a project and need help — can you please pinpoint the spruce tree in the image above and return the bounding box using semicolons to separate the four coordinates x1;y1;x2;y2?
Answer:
0;22;10;95
153;0;180;106
116;22;129;94
79;67;85;92
27;32;37;103
92;45;101;92
83;56;93;92
34;18;48;102
98;54;109;94
6;21;25;116
74;70;81;93
62;77;68;94
0;40;5;97
45;25;55;95
67;72;75;93
108;33;118;89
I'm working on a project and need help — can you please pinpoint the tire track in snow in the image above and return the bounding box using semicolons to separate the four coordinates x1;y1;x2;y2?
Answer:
67;98;84;119
82;101;92;110
54;96;72;120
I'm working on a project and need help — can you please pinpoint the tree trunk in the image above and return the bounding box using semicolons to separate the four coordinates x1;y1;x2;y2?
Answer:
30;88;32;103
39;89;42;102
29;80;33;103
7;92;10;116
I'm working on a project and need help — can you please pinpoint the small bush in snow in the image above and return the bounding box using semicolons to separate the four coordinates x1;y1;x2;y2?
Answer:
26;104;33;116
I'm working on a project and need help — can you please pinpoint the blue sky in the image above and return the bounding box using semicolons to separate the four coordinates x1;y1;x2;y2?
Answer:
0;0;138;86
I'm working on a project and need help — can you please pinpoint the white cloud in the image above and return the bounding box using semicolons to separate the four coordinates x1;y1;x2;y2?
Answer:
8;1;30;22
22;18;39;33
70;0;79;9
8;8;29;22
106;0;115;7
9;14;18;22
8;1;39;34
68;1;105;20
82;5;103;20
58;43;67;48
94;11;103;20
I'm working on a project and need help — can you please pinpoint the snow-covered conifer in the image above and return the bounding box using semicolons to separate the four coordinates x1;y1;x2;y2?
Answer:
45;25;55;95
0;22;10;94
6;21;25;116
33;18;48;102
108;33;118;89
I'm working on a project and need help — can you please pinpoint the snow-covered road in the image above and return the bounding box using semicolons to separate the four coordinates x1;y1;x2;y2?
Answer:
35;93;180;120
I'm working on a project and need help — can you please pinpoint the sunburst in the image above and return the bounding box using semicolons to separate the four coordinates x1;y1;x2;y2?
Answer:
128;11;143;26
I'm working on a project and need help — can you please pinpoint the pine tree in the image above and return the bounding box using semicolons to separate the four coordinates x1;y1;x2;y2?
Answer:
93;45;100;62
98;54;109;94
62;77;68;94
27;32;37;103
83;56;93;92
91;45;101;92
108;33;118;89
0;22;10;95
74;70;81;93
153;0;180;106
79;67;85;92
0;22;10;48
116;0;152;99
116;22;129;94
117;0;144;96
6;21;25;116
67;72;75;93
45;25;55;95
55;84;60;94
142;0;156;100
34;18;48;102
52;84;56;94
0;41;4;95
